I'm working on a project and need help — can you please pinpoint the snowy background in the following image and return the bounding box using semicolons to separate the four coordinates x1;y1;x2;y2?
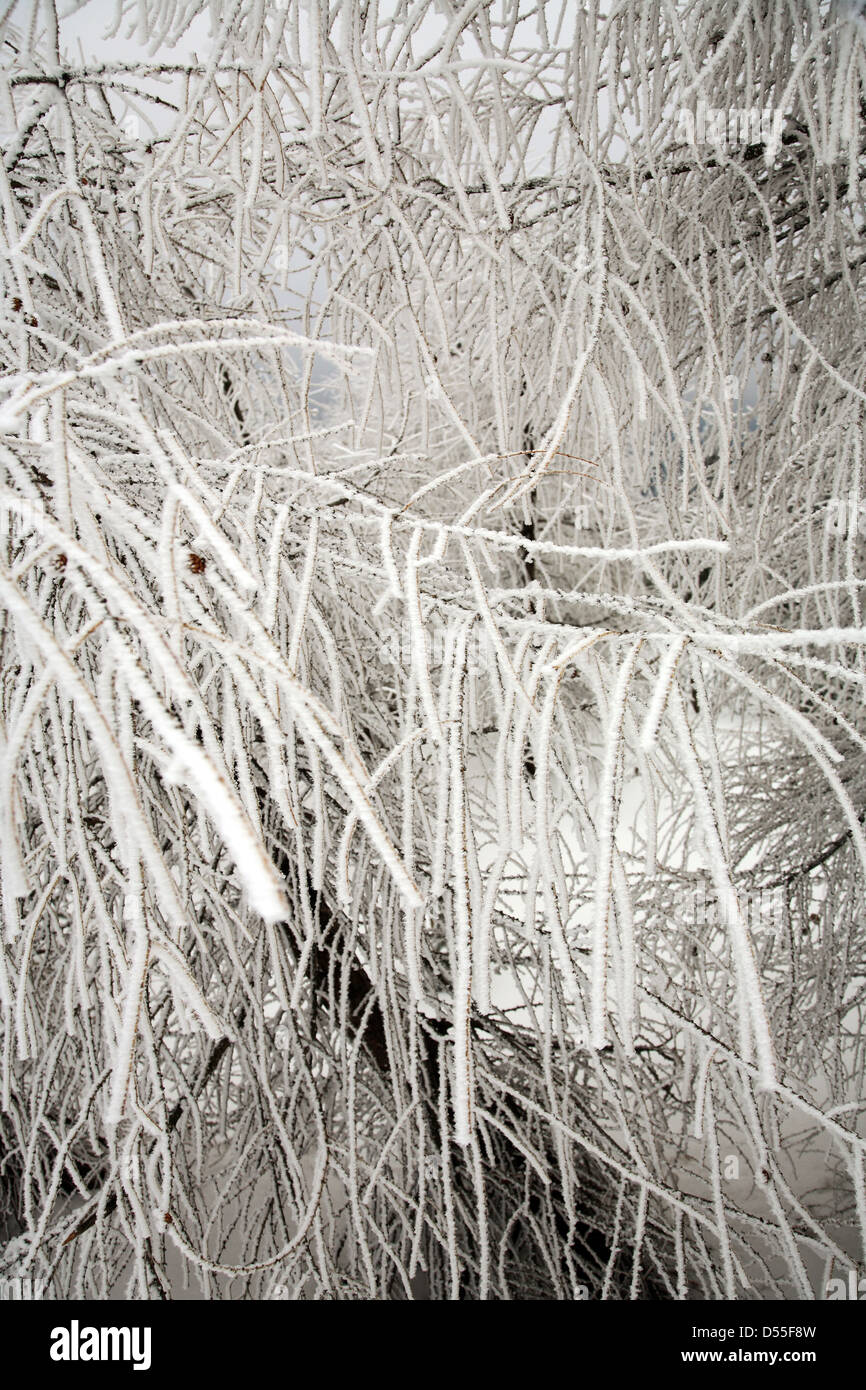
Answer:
1;0;865;1301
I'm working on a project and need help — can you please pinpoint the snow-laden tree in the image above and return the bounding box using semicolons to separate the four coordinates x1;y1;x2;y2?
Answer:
1;0;865;1300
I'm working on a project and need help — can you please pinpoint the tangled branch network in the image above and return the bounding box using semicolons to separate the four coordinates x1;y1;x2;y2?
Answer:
1;0;865;1300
